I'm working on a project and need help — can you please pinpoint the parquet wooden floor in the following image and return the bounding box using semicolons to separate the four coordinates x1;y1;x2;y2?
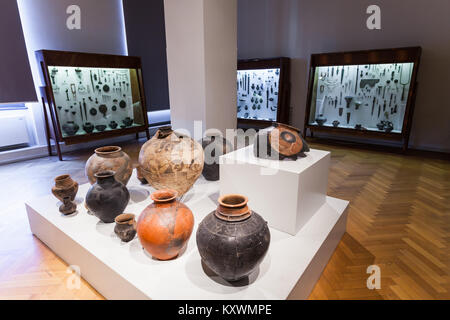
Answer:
0;139;448;300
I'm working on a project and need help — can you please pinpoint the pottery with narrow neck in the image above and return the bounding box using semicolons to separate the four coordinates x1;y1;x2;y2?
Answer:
137;189;194;260
85;171;130;223
196;194;270;282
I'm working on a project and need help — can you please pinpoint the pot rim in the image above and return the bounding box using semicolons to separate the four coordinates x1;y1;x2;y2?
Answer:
151;189;178;203
55;174;71;182
95;146;122;155
94;170;116;179
115;213;135;224
218;194;248;208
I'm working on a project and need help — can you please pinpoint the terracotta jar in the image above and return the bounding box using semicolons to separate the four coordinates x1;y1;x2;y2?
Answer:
51;174;79;202
85;171;130;223
137;189;194;260
196;194;270;282
85;146;132;186
253;122;309;160
201;132;233;181
138;126;204;195
114;213;137;242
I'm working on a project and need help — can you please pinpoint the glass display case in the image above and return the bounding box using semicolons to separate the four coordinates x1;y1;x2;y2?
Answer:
304;47;421;151
48;66;145;137
36;50;150;160
237;57;290;128
308;63;413;133
237;68;280;121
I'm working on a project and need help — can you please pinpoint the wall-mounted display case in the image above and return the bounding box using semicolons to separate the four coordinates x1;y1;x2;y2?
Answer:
237;57;290;128
304;47;421;151
36;50;150;160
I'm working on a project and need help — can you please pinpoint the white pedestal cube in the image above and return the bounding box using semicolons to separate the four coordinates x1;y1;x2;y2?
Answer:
220;145;331;235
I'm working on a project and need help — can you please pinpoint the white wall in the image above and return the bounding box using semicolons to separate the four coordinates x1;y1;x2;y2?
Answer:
238;0;450;152
164;0;237;137
17;0;128;146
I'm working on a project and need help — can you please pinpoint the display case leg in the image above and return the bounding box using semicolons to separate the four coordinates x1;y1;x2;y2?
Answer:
145;128;150;140
41;96;52;156
55;142;63;161
135;133;139;140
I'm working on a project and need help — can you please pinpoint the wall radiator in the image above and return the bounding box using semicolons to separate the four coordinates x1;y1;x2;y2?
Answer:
0;115;30;148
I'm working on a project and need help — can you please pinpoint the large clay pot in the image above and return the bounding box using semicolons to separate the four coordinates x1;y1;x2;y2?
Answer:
85;171;130;223
138;126;204;195
85;146;132;185
201;132;233;181
51;174;78;202
253;122;309;160
196;194;270;282
137;189;194;260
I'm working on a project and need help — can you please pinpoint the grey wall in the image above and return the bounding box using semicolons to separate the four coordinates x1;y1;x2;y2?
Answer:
238;0;450;152
123;0;170;111
17;0;128;146
0;0;35;104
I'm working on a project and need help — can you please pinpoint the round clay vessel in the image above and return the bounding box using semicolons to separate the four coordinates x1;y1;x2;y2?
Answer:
196;194;270;282
83;122;94;133
114;213;137;242
137;189;194;260
253;122;309;160
62;121;79;136
138;126;204;195
51;174;78;202
85;171;130;223
85;146;132;185
201;132;233;181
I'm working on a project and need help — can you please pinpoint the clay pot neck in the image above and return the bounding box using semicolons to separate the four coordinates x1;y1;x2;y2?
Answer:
94;171;116;185
215;194;252;222
151;189;177;203
54;174;74;188
94;146;122;158
156;126;173;139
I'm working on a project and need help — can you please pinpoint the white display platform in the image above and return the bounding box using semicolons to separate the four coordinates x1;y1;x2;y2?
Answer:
26;172;348;300
220;145;330;235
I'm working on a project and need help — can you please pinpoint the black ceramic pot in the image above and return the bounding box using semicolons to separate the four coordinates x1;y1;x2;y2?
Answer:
315;115;327;126
196;194;270;282
95;124;106;132
62;121;79;136
85;171;130;223
83;122;94;133
122;117;133;127
109;121;118;129
201;134;232;181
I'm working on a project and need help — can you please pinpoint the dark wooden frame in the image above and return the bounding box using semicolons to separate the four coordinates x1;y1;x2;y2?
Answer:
36;49;150;160
304;47;421;151
237;57;290;128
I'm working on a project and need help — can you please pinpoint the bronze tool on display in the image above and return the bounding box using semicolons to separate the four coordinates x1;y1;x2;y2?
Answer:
65;89;70;101
355;65;359;94
346;112;351;124
378;104;381;118
383;100;386;111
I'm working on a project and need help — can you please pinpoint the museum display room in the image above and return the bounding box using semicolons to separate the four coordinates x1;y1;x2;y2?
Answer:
0;0;449;306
